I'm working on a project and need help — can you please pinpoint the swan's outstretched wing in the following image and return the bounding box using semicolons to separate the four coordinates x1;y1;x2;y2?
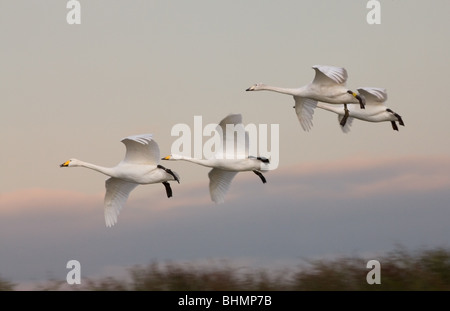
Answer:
294;97;317;131
121;134;160;165
337;115;354;133
208;168;238;204
104;177;139;227
215;114;249;159
218;113;243;129
357;87;387;106
312;65;348;86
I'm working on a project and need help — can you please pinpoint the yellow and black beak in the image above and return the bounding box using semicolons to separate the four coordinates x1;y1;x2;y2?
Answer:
161;155;172;160
60;160;70;167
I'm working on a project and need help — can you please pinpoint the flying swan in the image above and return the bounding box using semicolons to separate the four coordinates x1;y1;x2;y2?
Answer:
246;65;366;131
60;134;180;227
316;87;405;133
162;113;269;204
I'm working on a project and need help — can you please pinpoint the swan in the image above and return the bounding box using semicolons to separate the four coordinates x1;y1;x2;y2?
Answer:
162;113;269;204
316;87;405;132
246;65;366;131
60;134;180;227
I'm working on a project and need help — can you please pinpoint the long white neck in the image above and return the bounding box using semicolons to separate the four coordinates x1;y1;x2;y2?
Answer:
76;160;116;177
316;102;344;115
257;84;301;96
170;155;216;168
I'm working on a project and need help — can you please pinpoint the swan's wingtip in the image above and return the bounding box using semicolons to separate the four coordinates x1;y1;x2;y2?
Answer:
121;133;154;145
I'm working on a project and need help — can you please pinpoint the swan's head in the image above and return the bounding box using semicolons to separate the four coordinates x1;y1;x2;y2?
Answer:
246;83;266;91
60;158;81;167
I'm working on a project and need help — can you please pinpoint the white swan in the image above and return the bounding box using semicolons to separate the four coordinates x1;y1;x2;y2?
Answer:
60;134;180;227
316;87;405;132
162;114;269;204
246;65;366;131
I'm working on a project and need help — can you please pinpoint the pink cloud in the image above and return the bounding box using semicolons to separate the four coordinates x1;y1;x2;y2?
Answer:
0;188;102;215
229;154;450;200
0;181;215;229
352;171;450;197
2;154;449;217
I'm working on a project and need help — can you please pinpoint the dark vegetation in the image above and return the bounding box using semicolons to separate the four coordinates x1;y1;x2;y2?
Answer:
2;245;450;291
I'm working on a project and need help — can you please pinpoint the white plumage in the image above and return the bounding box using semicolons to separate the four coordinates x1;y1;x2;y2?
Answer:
317;87;405;132
246;65;366;131
162;114;269;204
60;134;180;227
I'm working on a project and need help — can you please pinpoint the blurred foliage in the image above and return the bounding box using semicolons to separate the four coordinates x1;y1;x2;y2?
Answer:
2;245;450;291
0;275;15;291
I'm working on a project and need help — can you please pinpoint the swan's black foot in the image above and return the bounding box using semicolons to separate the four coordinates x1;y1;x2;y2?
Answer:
347;90;365;109
391;121;399;131
394;113;404;126
162;181;173;198
340;104;349;126
257;156;270;164
157;164;180;183
386;109;405;128
248;156;270;164
397;115;405;126
253;170;267;184
357;94;365;109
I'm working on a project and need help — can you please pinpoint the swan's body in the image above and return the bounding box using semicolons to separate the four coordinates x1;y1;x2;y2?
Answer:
162;114;269;204
246;65;366;131
60;134;180;227
316;87;405;132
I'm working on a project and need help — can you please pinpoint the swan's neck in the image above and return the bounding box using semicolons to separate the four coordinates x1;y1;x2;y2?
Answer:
258;85;300;96
173;155;215;168
77;160;116;177
316;102;343;114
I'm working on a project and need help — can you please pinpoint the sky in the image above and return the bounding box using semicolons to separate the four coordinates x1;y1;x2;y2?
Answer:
1;0;450;289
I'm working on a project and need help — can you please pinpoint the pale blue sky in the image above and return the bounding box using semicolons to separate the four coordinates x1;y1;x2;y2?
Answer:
1;1;450;289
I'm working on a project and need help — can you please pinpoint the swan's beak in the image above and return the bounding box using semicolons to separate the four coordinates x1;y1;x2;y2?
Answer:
60;160;70;167
161;155;171;160
246;85;255;91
